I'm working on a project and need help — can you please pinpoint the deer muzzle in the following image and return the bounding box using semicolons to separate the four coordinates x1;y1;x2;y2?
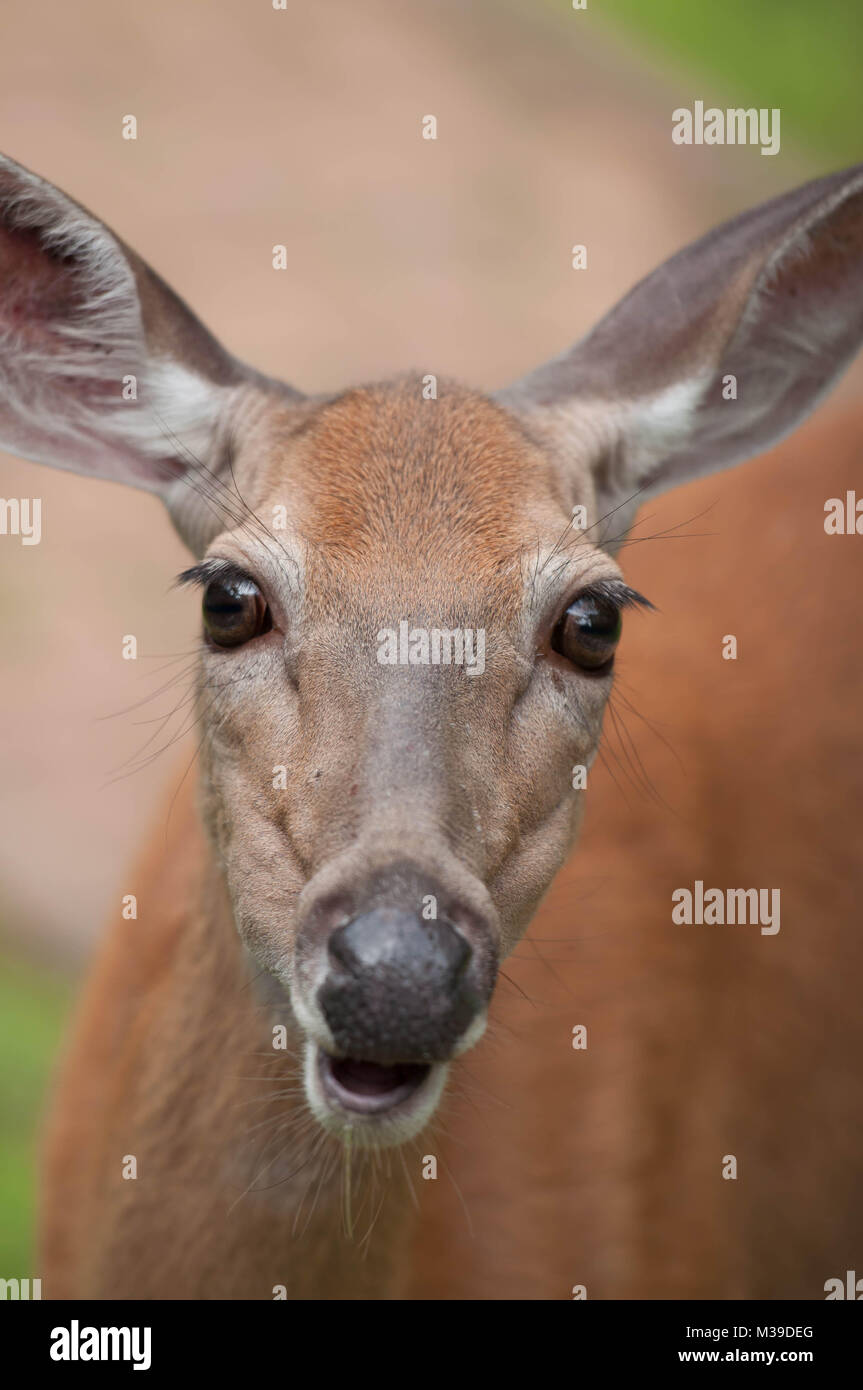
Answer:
291;858;498;1137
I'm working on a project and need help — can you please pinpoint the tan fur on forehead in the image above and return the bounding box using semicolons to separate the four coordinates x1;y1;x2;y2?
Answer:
274;375;555;569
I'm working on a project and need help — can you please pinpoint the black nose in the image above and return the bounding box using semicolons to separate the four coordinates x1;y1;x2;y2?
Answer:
319;908;479;1063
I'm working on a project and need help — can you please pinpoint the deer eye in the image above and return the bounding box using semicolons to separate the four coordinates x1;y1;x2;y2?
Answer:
552;592;622;671
202;574;271;648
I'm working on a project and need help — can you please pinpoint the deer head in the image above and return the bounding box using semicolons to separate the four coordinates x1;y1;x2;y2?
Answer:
2;153;862;1144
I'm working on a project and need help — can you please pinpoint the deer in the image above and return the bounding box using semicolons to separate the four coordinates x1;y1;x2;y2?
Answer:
2;151;862;1299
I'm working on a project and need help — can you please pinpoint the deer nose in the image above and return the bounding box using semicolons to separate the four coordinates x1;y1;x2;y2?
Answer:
329;908;471;980
319;908;478;1063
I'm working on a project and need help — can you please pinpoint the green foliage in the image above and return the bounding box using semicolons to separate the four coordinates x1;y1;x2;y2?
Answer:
604;0;863;162
0;952;73;1274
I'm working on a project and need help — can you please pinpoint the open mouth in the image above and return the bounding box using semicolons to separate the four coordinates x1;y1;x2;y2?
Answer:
304;1041;449;1142
317;1049;432;1115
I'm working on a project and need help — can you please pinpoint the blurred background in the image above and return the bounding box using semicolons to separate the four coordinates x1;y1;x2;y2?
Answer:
1;0;861;1275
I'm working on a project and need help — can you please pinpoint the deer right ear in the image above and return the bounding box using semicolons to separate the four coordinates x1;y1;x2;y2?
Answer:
497;162;863;537
0;153;299;526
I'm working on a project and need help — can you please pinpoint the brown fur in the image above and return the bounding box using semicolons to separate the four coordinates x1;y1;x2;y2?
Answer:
40;404;863;1298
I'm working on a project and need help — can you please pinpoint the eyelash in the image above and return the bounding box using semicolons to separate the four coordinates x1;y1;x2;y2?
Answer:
560;580;653;617
176;560;253;592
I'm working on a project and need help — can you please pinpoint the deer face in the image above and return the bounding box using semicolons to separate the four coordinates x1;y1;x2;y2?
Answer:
185;377;634;1141
3;153;862;1144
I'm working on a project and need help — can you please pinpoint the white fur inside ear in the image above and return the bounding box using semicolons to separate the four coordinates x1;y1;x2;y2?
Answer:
621;375;708;481
528;374;709;520
0;158;228;485
135;359;230;464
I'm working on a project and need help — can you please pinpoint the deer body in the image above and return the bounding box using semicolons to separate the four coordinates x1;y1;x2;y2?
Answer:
2;153;862;1298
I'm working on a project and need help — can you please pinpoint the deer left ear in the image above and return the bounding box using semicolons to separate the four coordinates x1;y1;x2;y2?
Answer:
0;153;302;514
497;163;863;529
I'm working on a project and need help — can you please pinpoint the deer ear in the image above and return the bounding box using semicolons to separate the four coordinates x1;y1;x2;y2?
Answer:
497;163;863;528
0;153;296;507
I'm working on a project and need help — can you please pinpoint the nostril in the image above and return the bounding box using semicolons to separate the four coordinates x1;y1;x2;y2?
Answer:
439;925;470;980
327;920;365;974
327;912;398;974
